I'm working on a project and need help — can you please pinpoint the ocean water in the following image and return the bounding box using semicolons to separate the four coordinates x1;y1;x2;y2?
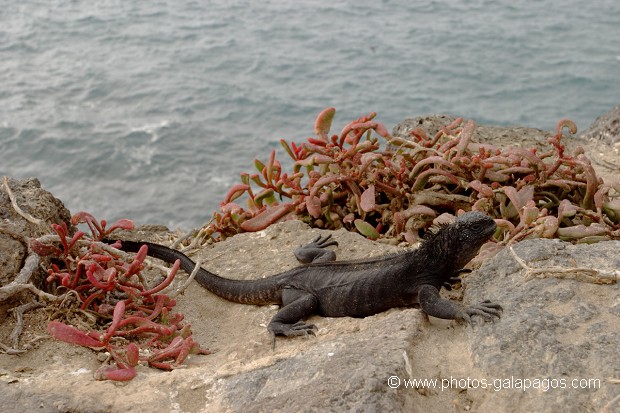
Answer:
1;0;619;230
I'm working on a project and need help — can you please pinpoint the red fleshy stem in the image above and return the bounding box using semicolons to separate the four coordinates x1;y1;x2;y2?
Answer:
103;301;126;342
140;259;180;296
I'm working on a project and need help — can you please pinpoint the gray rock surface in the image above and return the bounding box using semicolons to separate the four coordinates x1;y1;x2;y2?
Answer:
1;220;618;412
392;114;555;150
580;104;620;145
465;239;619;412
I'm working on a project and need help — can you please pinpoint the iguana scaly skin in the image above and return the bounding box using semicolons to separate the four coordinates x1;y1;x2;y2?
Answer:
112;212;502;339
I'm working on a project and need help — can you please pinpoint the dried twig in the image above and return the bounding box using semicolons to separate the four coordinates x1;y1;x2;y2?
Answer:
10;301;45;348
0;341;25;355
0;252;60;302
34;234;135;260
0;282;61;302
14;249;39;284
170;257;204;298
181;226;211;254
601;392;620;413
2;176;43;225
169;229;195;250
508;246;619;284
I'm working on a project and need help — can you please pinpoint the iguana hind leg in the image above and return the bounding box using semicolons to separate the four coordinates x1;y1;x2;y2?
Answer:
293;234;338;264
268;288;318;338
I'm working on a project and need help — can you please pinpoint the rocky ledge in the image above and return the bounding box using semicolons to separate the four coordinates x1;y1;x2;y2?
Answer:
0;108;619;413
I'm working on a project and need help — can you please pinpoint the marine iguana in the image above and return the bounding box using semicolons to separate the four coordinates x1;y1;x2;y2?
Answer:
110;211;502;339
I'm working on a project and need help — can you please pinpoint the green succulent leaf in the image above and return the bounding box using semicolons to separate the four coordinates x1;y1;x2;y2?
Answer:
354;219;379;240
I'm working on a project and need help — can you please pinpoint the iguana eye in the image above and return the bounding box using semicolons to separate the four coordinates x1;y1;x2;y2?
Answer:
470;223;483;232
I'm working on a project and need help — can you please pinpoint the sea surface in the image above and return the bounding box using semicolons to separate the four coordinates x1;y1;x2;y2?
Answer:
1;0;619;230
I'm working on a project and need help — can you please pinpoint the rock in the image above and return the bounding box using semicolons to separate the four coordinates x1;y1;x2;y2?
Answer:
0;177;71;287
464;238;619;413
0;236;25;287
394;114;560;151
2;220;618;412
392;114;460;140
190;221;420;412
580;104;620;145
0;177;71;233
0;177;72;367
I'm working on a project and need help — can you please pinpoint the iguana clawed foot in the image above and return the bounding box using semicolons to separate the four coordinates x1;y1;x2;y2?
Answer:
457;300;503;324
305;234;339;250
268;321;318;350
294;234;339;264
269;320;317;337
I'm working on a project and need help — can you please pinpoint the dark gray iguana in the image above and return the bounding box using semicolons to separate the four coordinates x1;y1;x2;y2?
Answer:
111;211;502;340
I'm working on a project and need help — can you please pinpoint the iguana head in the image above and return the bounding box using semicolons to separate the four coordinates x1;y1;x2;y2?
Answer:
422;211;497;271
449;211;497;267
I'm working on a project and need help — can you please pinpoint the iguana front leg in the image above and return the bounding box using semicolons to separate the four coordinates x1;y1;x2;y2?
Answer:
417;284;502;323
294;234;338;264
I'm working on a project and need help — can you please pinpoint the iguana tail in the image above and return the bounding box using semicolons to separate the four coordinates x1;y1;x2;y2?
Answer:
109;240;283;305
